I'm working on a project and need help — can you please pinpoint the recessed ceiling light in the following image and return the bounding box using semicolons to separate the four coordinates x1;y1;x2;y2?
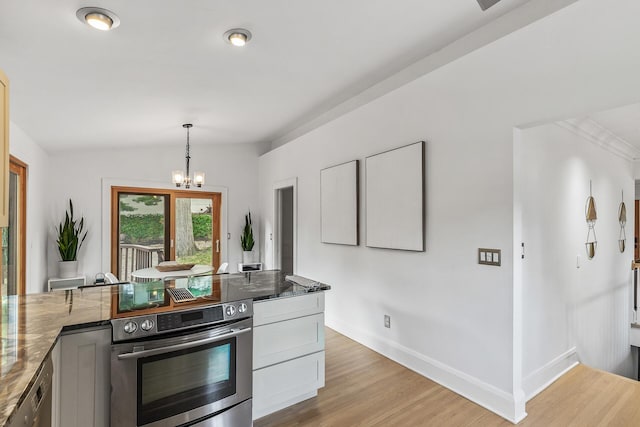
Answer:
76;7;120;31
224;29;252;47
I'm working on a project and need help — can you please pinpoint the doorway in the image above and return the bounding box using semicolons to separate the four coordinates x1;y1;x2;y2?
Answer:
635;190;639;261
1;156;26;297
274;179;296;274
110;186;222;281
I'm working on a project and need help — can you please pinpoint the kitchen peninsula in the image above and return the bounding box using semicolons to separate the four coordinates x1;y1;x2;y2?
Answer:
0;270;330;427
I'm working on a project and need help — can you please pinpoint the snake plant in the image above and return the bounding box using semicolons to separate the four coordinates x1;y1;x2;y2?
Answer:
241;211;255;251
56;199;87;261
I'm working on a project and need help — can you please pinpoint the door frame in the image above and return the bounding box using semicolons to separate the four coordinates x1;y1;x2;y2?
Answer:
273;177;297;273
5;155;27;295
110;186;222;276
102;179;228;275
635;199;639;261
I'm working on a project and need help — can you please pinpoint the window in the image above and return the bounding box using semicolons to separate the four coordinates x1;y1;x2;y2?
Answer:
111;187;222;281
1;156;26;296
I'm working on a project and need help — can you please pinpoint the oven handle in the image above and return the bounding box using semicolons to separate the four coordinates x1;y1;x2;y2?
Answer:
116;327;252;360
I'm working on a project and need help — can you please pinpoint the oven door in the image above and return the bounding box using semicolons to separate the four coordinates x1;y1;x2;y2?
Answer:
111;318;252;427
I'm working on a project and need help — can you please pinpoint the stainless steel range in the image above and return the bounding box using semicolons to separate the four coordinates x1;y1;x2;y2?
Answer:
110;299;253;427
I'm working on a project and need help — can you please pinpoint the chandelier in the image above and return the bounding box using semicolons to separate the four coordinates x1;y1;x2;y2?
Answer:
172;123;205;188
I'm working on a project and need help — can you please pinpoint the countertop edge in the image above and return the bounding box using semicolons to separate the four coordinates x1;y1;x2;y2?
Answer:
2;271;330;426
3;319;112;427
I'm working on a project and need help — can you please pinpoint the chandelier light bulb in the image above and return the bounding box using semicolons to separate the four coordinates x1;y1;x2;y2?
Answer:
194;172;205;187
172;170;185;186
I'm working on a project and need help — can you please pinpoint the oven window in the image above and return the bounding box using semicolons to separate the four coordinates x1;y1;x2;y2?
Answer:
137;337;236;426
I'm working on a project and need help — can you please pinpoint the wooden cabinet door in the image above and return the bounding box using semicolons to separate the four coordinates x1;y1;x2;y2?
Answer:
0;69;9;227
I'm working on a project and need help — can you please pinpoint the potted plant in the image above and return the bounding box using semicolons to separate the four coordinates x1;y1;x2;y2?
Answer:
241;211;254;263
56;199;87;278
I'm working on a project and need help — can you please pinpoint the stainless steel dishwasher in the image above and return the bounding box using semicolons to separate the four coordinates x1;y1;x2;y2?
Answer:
8;355;53;427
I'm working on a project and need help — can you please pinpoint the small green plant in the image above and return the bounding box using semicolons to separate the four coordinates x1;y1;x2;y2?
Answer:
241;211;254;251
56;199;87;261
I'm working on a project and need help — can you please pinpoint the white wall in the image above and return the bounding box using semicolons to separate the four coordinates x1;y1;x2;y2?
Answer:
9;122;49;293
46;143;262;281
258;0;640;421
517;123;634;399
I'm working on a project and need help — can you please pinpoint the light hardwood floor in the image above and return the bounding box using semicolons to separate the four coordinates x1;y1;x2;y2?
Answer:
254;328;640;426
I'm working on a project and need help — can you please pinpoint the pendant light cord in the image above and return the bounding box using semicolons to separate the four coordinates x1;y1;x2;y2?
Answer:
185;125;191;181
182;123;193;188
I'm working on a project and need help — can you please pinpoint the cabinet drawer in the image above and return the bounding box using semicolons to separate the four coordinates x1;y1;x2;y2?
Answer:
254;292;324;326
253;351;325;420
254;313;324;369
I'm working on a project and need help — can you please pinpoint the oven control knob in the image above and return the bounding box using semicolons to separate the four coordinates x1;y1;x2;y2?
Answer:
238;303;248;313
141;319;154;331
123;321;138;334
225;305;236;317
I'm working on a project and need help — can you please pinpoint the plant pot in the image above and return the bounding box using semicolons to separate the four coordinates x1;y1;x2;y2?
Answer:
585;242;597;260
58;260;79;278
242;251;253;264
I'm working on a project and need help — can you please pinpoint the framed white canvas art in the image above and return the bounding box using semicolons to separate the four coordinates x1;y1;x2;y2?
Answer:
320;160;359;245
365;141;424;251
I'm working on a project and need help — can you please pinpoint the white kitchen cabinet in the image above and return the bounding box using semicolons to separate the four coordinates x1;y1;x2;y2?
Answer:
51;339;61;427
252;293;326;420
56;325;111;427
253;351;325;418
254;292;324;326
253;312;324;369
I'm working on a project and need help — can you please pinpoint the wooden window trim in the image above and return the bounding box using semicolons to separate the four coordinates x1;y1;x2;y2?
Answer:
110;186;222;277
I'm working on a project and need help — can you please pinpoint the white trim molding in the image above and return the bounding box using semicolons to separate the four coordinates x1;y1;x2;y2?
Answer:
556;118;640;161
326;318;527;424
522;347;579;401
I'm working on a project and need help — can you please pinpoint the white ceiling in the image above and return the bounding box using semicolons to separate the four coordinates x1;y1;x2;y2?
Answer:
0;0;533;152
588;104;640;154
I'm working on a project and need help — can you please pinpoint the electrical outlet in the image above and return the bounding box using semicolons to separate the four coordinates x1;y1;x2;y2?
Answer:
384;315;391;328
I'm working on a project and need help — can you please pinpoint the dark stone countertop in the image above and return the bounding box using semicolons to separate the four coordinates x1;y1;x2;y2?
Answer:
1;270;329;426
179;269;331;302
107;270;330;316
1;287;111;426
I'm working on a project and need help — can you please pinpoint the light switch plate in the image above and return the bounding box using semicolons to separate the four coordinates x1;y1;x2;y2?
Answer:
479;248;501;266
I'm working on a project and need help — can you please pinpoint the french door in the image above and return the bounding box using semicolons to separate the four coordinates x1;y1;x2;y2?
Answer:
111;187;221;281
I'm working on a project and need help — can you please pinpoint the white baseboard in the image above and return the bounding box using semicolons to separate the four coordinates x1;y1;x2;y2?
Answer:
523;347;579;401
326;318;527;424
